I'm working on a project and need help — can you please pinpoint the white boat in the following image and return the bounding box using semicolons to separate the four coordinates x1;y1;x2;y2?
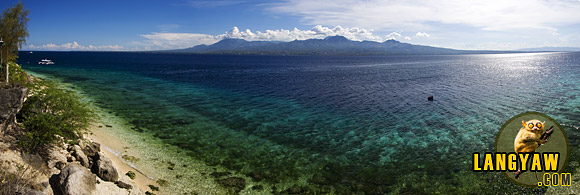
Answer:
38;59;55;65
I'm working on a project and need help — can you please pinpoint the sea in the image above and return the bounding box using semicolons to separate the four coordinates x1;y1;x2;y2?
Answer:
18;51;580;194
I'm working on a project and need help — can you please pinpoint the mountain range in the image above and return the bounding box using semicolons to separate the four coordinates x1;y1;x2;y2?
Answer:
164;36;519;56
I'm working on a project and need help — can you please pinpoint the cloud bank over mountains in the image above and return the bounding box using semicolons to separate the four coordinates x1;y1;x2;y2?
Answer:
26;25;424;51
221;25;384;42
137;25;423;50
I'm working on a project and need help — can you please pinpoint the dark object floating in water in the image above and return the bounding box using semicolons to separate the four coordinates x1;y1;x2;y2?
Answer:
428;96;434;101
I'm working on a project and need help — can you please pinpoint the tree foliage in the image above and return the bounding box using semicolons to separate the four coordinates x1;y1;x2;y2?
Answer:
18;81;94;151
0;1;29;62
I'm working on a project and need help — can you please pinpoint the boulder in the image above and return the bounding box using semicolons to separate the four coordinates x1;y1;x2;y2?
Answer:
82;141;101;158
27;182;53;195
57;163;96;195
115;181;133;189
46;147;68;172
95;177;140;195
73;145;90;168
82;141;101;168
92;152;118;182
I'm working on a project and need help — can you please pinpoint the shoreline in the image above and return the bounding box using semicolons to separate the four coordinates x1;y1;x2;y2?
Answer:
80;93;244;194
24;70;274;194
87;123;156;194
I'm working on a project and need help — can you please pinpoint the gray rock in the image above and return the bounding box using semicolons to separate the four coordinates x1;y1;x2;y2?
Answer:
55;161;67;170
25;182;53;195
0;87;27;134
92;152;118;182
47;147;67;170
115;181;133;189
24;190;44;195
58;163;96;195
82;141;100;157
67;156;75;162
73;145;90;168
83;141;101;168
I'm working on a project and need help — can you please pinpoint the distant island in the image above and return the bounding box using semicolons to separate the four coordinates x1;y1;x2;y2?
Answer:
162;36;523;56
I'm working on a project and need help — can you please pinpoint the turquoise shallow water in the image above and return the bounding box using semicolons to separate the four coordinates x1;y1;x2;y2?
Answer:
18;52;580;193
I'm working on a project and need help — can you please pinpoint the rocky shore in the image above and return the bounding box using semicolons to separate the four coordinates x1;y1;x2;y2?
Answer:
0;70;263;194
0;86;146;194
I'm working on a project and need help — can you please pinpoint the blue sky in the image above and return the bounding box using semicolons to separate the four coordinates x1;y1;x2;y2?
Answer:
2;0;580;51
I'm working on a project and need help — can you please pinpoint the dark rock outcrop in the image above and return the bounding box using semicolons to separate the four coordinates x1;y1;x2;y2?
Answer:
82;141;101;158
0;87;27;134
210;171;232;178
57;163;97;195
73;145;90;168
286;185;307;194
92;152;119;182
82;141;101;169
217;177;246;193
115;181;133;189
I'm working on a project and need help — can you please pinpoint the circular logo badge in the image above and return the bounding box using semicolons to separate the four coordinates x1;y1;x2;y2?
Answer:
494;112;570;187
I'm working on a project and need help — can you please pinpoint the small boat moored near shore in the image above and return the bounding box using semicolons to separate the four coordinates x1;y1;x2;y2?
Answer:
38;59;55;65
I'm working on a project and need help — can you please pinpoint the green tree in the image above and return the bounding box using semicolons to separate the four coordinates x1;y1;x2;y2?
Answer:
0;1;29;84
0;1;29;62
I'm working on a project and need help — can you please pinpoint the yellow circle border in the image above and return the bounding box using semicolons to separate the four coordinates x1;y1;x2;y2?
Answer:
493;111;570;188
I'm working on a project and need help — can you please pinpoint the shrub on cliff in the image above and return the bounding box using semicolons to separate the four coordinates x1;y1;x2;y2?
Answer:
0;62;30;87
18;80;94;151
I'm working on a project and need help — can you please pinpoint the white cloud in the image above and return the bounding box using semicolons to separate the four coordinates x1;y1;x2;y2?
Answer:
404;36;411;40
267;0;580;32
218;25;384;42
385;32;401;40
25;42;124;51
415;32;430;38
139;33;219;49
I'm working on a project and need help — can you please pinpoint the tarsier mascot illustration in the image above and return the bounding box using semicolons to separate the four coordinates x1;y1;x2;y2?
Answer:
513;119;553;179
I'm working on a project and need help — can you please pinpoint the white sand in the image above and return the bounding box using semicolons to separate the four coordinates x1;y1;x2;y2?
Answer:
88;124;156;194
86;109;246;194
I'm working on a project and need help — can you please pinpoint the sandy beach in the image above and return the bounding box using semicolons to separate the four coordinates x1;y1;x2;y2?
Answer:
87;124;157;194
84;107;249;194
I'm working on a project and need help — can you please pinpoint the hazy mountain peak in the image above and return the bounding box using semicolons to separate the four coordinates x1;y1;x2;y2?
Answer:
323;35;350;42
215;38;248;44
384;39;401;44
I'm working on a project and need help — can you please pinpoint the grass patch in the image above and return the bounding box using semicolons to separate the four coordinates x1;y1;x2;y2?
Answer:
0;162;42;194
121;155;140;163
125;171;136;180
148;184;159;191
156;179;169;187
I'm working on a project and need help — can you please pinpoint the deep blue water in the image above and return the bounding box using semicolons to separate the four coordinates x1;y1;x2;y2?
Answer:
18;51;580;193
